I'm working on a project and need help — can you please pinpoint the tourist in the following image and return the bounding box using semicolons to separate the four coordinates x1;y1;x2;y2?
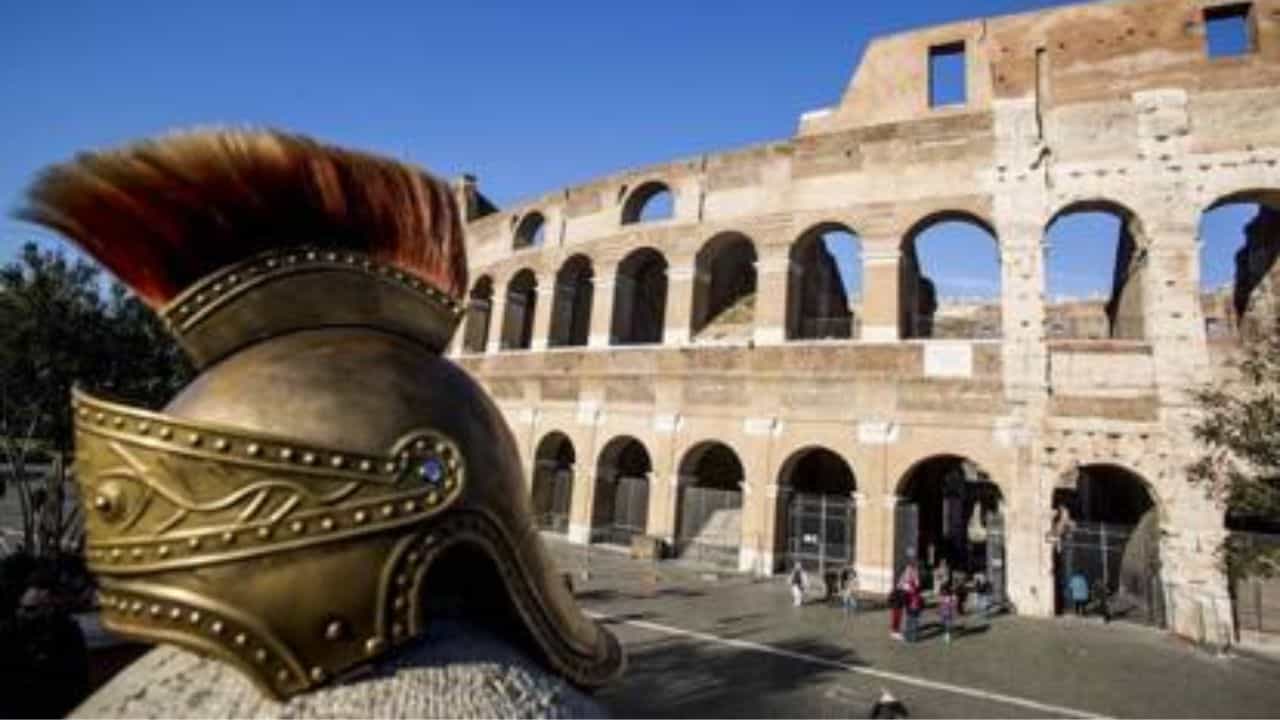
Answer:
938;581;957;644
1068;570;1089;616
790;562;808;607
891;561;920;640
840;566;858;618
904;577;924;643
973;573;992;625
932;559;949;599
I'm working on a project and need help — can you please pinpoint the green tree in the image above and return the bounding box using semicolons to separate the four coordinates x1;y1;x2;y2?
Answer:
1188;319;1280;580
0;242;192;556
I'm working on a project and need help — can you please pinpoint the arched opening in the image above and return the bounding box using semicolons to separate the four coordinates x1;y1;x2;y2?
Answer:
675;441;744;568
776;447;857;580
895;456;1005;601
621;182;674;224
500;269;537;351
513;212;547;250
611;247;667;345
1050;463;1163;625
591;436;652;547
691;232;757;342
462;275;493;353
548;255;594;348
787;224;862;340
1045;201;1147;341
531;432;575;534
1199;191;1280;343
901;213;1001;339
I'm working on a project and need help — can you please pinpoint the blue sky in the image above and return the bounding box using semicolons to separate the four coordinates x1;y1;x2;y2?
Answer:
0;0;1255;301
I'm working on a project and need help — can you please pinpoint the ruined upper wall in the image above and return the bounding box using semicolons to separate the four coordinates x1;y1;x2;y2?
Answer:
800;0;1280;135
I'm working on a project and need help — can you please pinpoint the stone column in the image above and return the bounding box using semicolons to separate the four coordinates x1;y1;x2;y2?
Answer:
860;238;900;342
567;466;595;545
752;252;791;345
664;259;696;346
485;291;507;354
529;277;555;351
996;217;1049;406
647;413;682;545
587;270;616;348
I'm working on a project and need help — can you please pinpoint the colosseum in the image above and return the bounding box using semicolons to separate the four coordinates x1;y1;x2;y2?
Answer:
447;0;1280;646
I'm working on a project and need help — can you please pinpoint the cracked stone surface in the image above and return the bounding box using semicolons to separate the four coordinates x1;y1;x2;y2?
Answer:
73;622;606;719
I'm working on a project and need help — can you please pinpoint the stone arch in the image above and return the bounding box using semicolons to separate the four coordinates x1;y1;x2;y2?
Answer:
462;275;494;353
531;431;576;534
500;269;538;351
591;436;653;545
1050;462;1164;624
900;211;1001;339
621;181;674;225
611;247;668;345
787;223;862;340
513;212;547;250
674;440;745;567
894;454;1005;594
1199;189;1280;342
1044;199;1149;341
548;254;594;348
691;232;757;341
775;446;858;574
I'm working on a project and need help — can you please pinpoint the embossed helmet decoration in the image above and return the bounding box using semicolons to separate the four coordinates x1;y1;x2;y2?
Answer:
19;130;624;699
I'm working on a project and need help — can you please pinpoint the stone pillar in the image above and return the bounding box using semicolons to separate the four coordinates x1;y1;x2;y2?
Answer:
752;252;791;345
567;466;595;545
854;420;901;593
996;218;1049;406
737;416;781;575
664;260;696;346
587;270;616;348
529;278;555;351
860;238;900;342
485;291;507;354
647;413;682;545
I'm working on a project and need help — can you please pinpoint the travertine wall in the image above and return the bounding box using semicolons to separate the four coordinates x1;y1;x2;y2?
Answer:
451;0;1280;647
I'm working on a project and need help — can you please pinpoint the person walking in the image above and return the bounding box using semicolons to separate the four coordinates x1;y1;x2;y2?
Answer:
789;562;808;608
1068;570;1089;616
938;581;957;644
890;561;919;640
840;566;858;619
904;578;924;643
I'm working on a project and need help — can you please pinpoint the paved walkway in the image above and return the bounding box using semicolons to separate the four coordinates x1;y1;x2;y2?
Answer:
545;538;1280;718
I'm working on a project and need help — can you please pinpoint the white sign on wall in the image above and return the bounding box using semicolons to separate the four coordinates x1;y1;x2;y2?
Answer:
923;342;973;378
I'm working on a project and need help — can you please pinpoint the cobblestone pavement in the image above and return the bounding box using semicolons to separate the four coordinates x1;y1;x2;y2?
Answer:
544;538;1280;719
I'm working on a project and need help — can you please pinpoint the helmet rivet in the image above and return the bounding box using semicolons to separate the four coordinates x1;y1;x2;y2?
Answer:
234;632;247;647
407;551;420;564
280;448;294;461
402;500;416;513
426;492;440;505
210;620;225;635
310;667;326;683
157;545;170;558
187;432;201;446
222;531;236;545
383;461;396;473
254;649;268;664
381;504;394;518
137;421;150;433
330;455;344;469
93;495;112;512
277;669;290;684
393;595;406;610
131;548;144;560
213;438;228;451
94;412;105;423
130;600;143;614
169;607;182;620
111;548;123;560
364;637;385;656
189;611;202;624
353;510;368;524
320;518;335;531
188;537;201;550
246;443;261;456
359;459;372;472
302;452;316;465
257;527;272;540
392;623;405;638
158;427;172;439
290;520;305;534
325;620;346;640
149;604;162;617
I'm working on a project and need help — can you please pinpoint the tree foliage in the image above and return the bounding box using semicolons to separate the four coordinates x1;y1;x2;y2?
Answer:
1188;318;1280;580
0;242;192;556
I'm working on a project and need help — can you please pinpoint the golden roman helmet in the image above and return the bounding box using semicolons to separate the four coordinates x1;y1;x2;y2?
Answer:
20;129;623;699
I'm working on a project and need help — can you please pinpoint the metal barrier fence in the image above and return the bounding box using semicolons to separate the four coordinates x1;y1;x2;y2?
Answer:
784;493;854;577
1230;532;1280;638
593;475;650;547
1058;522;1165;626
674;486;742;570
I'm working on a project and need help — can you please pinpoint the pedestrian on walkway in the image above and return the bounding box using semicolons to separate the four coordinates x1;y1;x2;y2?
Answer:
890;561;919;640
840;566;858;619
904;579;924;643
938;581;957;644
789;562;808;607
1068;570;1089;616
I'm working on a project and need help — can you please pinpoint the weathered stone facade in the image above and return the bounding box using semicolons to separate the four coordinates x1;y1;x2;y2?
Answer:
450;0;1280;646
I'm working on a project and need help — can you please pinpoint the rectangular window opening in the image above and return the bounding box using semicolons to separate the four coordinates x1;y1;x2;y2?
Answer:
929;41;967;108
1205;3;1255;58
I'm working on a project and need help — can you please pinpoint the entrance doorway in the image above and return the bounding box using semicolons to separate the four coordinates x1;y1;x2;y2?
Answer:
777;448;857;580
675;442;744;569
531;432;575;534
592;436;652;547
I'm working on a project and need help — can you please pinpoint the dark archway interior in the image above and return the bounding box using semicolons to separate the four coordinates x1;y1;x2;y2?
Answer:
784;448;856;496
463;276;493;353
549;255;593;348
611;248;667;345
514;212;546;249
777;448;858;572
680;442;744;490
531;433;574;533
593;437;653;544
417;541;549;673
899;455;1002;577
501;270;538;350
788;226;858;340
675;442;744;558
1054;464;1154;525
692;234;757;338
